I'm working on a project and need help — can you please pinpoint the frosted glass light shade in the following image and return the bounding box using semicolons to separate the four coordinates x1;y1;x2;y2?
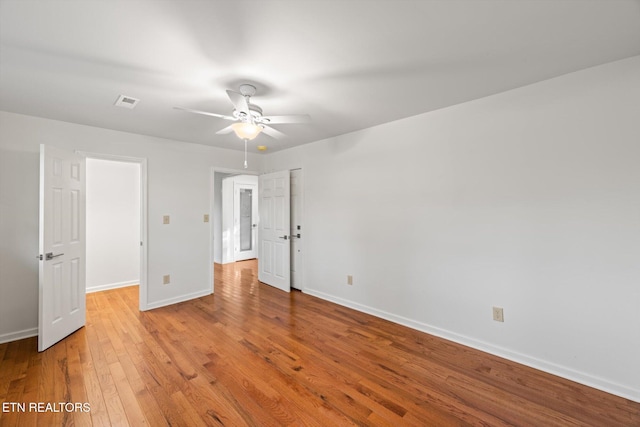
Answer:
232;122;263;140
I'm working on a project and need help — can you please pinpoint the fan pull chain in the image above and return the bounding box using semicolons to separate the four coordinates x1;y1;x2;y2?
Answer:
244;139;248;169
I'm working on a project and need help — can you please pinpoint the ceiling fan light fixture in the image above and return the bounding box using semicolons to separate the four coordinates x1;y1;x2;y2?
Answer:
231;122;263;140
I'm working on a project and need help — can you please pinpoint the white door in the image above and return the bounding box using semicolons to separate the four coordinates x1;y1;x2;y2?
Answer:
234;182;258;261
290;169;304;290
258;170;290;292
38;144;86;352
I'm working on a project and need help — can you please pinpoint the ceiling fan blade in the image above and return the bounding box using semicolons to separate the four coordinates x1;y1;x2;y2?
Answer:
174;106;236;121
226;90;249;114
261;125;287;140
262;114;311;124
216;125;235;135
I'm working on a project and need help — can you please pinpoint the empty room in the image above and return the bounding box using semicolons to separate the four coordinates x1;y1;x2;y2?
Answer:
1;0;639;425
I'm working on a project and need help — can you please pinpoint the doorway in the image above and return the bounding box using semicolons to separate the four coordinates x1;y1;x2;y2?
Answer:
213;172;259;264
84;153;148;310
211;168;304;291
38;147;148;351
222;175;258;263
86;158;140;293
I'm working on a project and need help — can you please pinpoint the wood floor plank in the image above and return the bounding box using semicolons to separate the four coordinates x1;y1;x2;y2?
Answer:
65;332;93;427
1;377;26;427
108;360;147;426
82;362;112;427
0;340;18;402
85;298;130;427
14;340;40;427
128;349;186;427
1;260;638;426
82;302;114;427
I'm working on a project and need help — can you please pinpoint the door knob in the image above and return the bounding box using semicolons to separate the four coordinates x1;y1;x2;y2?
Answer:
45;252;64;260
279;235;289;240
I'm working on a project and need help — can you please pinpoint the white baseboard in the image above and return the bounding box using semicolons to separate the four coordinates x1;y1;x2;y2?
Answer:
304;288;640;403
144;289;212;311
0;327;38;344
86;280;139;294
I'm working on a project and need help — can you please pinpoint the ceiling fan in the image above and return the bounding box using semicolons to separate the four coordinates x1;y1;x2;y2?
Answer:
174;84;311;141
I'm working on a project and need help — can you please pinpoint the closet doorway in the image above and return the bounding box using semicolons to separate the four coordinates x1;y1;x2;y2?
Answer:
85;154;148;310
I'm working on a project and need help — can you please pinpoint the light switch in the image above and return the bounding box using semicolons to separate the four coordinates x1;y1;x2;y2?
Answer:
204;214;210;223
163;215;170;224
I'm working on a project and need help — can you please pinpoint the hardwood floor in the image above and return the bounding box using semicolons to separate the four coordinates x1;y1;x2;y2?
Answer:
1;260;638;426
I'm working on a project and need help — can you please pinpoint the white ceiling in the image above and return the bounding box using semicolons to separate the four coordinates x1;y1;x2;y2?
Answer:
1;0;639;153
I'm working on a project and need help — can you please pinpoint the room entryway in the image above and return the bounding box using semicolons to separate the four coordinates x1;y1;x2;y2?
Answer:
38;146;147;352
86;158;141;293
213;168;305;293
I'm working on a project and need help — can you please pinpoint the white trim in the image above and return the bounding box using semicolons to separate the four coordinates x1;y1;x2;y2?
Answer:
211;166;260;175
0;328;38;344
209;168;215;292
291;168;305;292
144;289;212;311
139;159;148;311
303;287;640;403
76;151;144;164
86;280;139;294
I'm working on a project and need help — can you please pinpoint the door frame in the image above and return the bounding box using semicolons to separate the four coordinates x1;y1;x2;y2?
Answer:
210;167;259;290
79;152;149;311
290;168;305;291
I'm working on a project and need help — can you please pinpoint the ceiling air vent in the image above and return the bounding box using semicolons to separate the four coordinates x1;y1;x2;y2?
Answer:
114;94;140;109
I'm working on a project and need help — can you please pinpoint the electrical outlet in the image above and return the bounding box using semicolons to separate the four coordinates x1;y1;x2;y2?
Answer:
163;275;170;285
493;307;504;322
347;275;353;285
203;214;210;223
163;215;170;225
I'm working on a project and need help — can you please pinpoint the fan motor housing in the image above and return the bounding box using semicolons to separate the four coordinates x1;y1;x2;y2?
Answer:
239;84;257;97
234;103;264;122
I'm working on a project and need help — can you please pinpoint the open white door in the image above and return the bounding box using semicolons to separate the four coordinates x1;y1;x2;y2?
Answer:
258;170;290;292
38;145;86;352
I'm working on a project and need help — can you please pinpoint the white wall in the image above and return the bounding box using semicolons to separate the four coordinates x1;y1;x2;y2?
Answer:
262;56;640;401
86;158;140;292
0;111;260;343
